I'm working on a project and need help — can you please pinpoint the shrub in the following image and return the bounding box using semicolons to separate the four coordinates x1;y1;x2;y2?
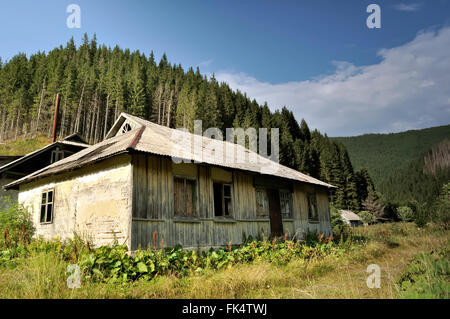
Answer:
414;203;429;228
0;199;34;248
330;205;350;238
397;206;415;222
358;211;376;225
432;183;450;229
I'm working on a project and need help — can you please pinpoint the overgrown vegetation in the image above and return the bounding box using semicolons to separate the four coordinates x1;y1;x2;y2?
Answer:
0;204;448;299
397;248;449;298
0;198;34;248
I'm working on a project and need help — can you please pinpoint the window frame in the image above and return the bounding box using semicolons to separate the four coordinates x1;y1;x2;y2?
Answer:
279;189;293;219
213;181;234;218
40;189;54;224
50;149;66;164
173;176;198;218
255;187;269;218
307;193;319;222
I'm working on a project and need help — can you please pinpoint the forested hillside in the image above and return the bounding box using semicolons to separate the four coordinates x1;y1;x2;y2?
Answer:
333;125;450;186
379;139;450;205
0;34;371;211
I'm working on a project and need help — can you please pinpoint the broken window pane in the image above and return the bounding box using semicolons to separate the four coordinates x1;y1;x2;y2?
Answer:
214;183;233;217
213;183;223;217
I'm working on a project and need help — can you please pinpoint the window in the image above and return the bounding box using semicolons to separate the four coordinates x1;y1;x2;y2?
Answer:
213;183;233;217
174;177;197;217
307;193;318;222
280;190;292;219
255;188;269;218
40;189;54;223
122;123;132;134
50;149;65;163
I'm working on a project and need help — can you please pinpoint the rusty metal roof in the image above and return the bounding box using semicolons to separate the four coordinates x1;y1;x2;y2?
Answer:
5;113;335;190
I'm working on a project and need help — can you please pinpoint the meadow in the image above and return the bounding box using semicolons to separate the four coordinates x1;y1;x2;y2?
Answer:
0;219;448;299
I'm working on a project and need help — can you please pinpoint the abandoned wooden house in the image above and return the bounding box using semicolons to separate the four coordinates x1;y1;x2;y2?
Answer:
5;113;335;249
0;133;88;207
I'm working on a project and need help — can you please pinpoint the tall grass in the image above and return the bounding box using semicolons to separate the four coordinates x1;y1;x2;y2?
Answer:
0;222;448;299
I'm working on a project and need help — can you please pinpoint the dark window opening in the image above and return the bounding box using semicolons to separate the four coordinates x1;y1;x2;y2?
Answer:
280;190;292;219
40;189;54;223
50;149;66;164
122;123;132;134
213;183;232;217
307;193;318;221
174;177;197;217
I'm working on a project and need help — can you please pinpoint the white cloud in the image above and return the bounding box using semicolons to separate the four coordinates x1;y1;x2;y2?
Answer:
197;59;213;68
393;3;422;12
215;27;450;136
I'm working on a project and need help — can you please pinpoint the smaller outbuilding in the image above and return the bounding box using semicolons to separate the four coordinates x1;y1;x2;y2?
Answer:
0;134;88;207
339;210;363;227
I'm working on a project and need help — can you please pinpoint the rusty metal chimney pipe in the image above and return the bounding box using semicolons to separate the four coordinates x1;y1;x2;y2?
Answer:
52;93;60;143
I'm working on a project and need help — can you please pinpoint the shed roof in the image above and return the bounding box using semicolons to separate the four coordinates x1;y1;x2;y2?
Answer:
340;210;362;221
5;113;335;190
0;135;88;177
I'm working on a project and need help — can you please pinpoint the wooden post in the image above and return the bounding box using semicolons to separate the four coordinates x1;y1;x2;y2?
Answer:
52;93;60;143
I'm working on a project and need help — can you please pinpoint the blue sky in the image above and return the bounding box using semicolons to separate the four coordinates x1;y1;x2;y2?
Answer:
1;0;449;136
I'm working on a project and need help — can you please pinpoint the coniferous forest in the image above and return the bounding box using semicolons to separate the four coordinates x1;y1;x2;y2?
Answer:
335;127;450;207
0;34;372;211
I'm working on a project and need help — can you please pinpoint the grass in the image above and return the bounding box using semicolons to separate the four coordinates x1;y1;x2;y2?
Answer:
0;222;448;299
0;135;51;156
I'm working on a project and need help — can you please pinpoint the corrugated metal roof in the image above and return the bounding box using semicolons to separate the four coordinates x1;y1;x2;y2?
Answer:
5;113;336;189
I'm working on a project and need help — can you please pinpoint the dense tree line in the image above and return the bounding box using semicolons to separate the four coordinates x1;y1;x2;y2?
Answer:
0;34;373;211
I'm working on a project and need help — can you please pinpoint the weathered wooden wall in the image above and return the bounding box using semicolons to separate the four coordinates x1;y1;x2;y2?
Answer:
131;154;331;250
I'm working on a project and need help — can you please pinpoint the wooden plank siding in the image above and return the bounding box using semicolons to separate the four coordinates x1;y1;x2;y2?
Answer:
131;154;331;250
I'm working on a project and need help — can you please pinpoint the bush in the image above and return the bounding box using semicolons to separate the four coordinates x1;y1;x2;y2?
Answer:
358;211;376;225
0;199;34;248
414;203;429;228
330;205;350;238
397;206;415;222
432;183;450;229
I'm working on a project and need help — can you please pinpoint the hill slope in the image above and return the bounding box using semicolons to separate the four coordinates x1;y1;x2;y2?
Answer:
379;139;450;205
333;125;450;187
